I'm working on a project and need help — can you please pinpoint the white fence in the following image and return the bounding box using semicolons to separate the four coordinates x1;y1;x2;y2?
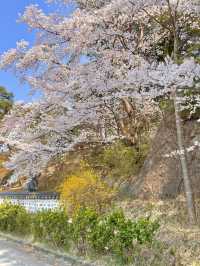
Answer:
0;192;60;212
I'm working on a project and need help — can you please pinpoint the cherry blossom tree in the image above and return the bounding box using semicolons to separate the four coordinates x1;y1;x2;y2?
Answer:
0;0;199;222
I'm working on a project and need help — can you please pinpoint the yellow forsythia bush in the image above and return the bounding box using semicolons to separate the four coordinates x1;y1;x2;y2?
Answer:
59;162;116;214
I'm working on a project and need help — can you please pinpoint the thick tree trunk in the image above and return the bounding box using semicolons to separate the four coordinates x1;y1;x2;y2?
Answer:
173;92;196;224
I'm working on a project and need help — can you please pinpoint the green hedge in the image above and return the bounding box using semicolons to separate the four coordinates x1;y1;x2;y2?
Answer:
0;203;159;264
32;209;72;249
0;202;30;235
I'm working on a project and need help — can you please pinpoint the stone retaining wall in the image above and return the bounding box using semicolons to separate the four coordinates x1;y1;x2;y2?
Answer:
0;192;60;212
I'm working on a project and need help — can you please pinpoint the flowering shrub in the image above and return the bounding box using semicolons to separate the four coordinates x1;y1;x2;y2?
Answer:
59;162;115;214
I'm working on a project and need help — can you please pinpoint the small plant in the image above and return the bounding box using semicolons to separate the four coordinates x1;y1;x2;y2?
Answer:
132;217;160;244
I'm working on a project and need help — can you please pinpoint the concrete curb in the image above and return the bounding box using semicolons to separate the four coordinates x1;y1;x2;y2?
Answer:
0;232;94;266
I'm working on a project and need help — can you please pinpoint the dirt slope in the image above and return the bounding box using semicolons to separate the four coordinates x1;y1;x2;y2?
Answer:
129;113;200;199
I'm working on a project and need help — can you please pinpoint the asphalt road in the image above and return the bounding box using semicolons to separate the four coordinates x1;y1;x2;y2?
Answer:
0;237;75;266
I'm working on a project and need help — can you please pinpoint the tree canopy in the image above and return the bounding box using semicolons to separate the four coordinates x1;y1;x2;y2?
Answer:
0;0;199;183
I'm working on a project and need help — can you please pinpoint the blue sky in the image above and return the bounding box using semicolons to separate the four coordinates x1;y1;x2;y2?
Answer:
0;0;73;102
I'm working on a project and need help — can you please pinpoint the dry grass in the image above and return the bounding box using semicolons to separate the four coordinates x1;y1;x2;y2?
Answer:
120;197;200;266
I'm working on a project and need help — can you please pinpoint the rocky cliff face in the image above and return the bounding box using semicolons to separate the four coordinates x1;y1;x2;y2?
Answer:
129;113;200;199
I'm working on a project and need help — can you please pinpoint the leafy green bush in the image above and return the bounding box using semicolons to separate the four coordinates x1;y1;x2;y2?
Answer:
132;217;160;244
88;209;159;263
89;141;149;185
89;210;135;262
72;208;98;254
0;202;30;235
32;209;71;249
71;207;159;262
0;203;160;264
